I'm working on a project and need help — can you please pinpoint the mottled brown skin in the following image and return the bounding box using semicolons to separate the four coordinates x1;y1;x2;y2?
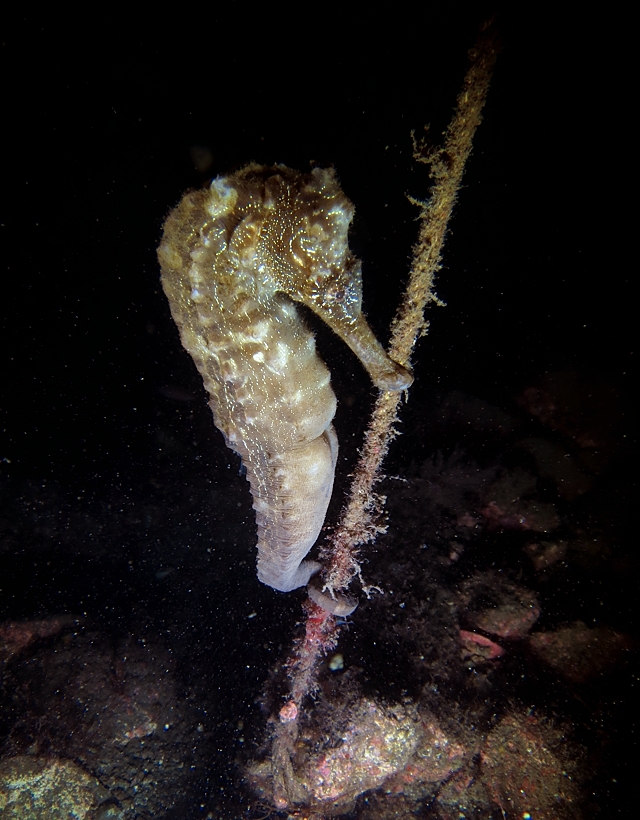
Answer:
158;164;412;595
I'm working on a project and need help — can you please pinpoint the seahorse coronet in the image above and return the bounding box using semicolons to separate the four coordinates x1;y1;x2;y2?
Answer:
158;164;412;596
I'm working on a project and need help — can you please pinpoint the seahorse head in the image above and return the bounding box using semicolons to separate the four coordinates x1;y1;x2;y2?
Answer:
246;165;413;391
249;167;361;326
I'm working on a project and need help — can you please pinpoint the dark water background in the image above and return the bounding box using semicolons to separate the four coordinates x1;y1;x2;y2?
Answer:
1;9;634;818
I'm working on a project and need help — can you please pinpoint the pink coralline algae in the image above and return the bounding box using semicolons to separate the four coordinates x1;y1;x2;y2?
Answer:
301;700;421;804
460;629;504;661
278;700;298;724
298;700;466;808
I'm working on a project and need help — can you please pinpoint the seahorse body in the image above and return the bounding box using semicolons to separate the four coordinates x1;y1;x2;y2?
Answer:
158;164;411;593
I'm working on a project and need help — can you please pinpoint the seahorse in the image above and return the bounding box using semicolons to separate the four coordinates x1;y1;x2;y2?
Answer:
158;164;411;603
